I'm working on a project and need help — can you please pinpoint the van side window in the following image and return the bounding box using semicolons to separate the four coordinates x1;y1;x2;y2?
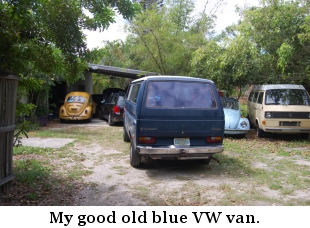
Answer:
252;92;259;103
257;92;264;104
128;83;141;104
248;92;254;102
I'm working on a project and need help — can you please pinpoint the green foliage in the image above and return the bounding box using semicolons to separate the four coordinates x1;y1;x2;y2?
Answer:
190;0;310;93
13;120;44;147
125;0;213;75
237;0;310;84
240;104;248;118
0;0;140;77
15;102;36;120
14;159;51;186
277;42;294;73
89;40;132;92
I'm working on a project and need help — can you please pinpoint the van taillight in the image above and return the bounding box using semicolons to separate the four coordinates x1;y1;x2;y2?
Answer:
139;137;156;144
114;106;121;114
206;136;222;143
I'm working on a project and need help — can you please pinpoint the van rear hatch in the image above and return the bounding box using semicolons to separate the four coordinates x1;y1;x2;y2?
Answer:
137;80;224;146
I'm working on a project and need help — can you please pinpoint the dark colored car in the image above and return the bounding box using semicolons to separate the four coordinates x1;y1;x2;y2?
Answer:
92;88;126;118
123;75;225;167
100;91;126;126
102;88;126;101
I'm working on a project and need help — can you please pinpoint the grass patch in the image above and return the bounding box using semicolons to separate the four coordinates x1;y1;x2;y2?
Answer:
14;159;51;186
14;146;54;155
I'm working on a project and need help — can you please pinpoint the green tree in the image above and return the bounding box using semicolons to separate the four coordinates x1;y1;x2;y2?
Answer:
238;0;310;84
0;0;140;79
191;0;310;96
125;0;216;76
89;40;133;93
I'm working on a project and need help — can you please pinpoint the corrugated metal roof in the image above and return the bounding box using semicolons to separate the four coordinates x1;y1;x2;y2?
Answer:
88;64;158;79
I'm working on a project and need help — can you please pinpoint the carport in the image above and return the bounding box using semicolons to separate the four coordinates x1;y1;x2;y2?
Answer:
87;64;158;79
49;64;158;116
82;64;159;94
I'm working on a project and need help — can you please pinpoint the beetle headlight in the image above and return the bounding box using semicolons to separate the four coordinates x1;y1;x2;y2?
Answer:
240;121;248;128
265;112;272;118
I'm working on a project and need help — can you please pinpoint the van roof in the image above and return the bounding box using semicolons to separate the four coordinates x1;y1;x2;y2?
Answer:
131;75;214;83
253;84;305;90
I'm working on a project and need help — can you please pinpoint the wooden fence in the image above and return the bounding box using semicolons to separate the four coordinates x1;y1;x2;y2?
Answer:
0;74;19;194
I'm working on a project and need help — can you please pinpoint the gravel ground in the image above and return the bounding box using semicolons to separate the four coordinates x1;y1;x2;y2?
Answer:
8;118;310;206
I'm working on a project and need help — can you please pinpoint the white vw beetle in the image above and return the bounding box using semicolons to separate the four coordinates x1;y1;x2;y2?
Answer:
220;97;250;138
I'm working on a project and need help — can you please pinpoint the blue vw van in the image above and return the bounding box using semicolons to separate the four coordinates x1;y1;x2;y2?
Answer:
123;76;224;167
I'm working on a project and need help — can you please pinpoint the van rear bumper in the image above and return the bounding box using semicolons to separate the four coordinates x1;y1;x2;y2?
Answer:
137;145;224;158
224;129;249;135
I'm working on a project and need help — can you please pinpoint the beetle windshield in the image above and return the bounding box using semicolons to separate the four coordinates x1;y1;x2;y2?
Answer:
146;81;217;108
221;100;239;110
67;96;86;103
265;89;310;105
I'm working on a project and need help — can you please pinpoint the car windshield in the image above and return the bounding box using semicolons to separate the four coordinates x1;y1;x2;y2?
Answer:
221;100;239;110
67;96;86;103
265;89;310;105
146;81;216;108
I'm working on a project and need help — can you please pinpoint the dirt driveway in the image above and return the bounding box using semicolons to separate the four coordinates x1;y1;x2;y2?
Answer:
16;118;310;206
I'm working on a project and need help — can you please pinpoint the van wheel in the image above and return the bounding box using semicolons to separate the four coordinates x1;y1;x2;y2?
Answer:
108;113;114;126
257;126;264;138
123;127;130;142
130;142;141;167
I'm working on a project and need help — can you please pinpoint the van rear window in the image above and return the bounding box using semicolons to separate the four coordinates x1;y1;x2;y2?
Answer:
146;81;216;108
265;89;310;105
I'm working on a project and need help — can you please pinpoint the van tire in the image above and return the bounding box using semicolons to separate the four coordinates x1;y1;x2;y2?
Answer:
130;142;141;167
123;127;130;142
257;126;264;138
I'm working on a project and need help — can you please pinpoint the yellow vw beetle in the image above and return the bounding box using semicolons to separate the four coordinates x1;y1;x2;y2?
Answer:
59;91;97;123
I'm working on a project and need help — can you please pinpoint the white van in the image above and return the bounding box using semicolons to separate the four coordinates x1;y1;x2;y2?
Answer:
247;84;310;139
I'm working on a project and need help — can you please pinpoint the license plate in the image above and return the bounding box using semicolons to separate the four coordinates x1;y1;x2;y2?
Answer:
174;138;190;146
